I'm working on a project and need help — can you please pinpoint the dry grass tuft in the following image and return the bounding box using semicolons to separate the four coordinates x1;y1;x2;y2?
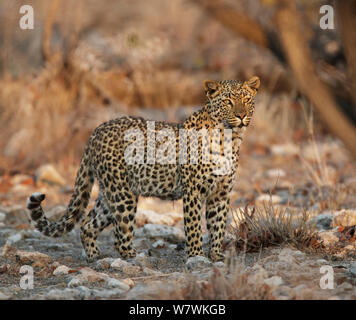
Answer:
230;203;321;253
142;266;273;300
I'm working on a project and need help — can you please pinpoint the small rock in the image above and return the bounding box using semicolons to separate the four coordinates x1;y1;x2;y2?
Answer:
68;278;82;288
46;243;72;251
312;212;333;231
350;262;356;277
337;282;353;290
271;143;299;156
35;164;66;186
111;258;130;270
264;276;284;288
344;245;355;252
43;288;84;300
96;257;115;269
278;248;305;264
256;194;282;205
136;210;175;227
213;261;225;268
53;265;70;276
0;212;6;222
271;285;292;300
15;249;53;267
1;243;17;258
0;292;10;300
152;240;166;249
0;264;9;274
23;230;42;239
106;278;130;291
332;209;356;228
319;231;339;245
166;212;183;224
7;232;22;245
76;286;91;299
292;284;308;297
302;142;340;162
76;267;108;283
90;288;126;299
135;224;185;243
142;267;162;276
266;169;286;178
185;256;212;270
134;252;151;268
122;278;135;288
111;258;140;274
316;259;328;265
123;283;160;300
80;250;87;260
247;265;269;285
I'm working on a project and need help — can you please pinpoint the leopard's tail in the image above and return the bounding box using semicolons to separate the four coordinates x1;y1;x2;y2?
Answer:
26;154;94;238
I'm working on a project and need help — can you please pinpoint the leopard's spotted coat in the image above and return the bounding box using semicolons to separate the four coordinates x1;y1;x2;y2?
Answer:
27;76;260;262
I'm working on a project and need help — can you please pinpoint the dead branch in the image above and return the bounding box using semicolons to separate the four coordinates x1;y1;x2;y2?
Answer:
192;0;292;92
336;0;356;113
275;0;356;161
42;0;61;63
193;0;268;48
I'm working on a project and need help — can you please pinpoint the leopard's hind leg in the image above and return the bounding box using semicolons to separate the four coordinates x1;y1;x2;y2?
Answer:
111;190;138;259
101;181;138;259
80;192;114;262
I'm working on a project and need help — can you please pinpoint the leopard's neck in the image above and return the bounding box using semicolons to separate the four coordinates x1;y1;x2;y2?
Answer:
182;105;246;158
183;104;221;130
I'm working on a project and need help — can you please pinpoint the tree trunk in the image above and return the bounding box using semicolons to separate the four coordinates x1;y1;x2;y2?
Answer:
193;0;268;48
336;0;356;114
275;0;356;161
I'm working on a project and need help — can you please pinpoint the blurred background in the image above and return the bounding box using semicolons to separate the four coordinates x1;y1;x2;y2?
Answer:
0;0;355;210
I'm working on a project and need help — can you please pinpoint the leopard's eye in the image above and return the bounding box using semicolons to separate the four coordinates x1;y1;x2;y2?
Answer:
223;100;234;107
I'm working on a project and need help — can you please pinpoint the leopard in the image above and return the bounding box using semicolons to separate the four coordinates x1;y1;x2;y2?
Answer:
26;76;260;263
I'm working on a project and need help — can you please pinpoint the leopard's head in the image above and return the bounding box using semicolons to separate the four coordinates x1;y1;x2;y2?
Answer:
204;76;260;128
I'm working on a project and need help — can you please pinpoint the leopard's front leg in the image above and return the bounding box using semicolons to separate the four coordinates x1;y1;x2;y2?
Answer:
183;190;204;258
206;194;230;262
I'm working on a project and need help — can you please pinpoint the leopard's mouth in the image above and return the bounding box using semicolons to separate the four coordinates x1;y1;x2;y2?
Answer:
227;116;249;128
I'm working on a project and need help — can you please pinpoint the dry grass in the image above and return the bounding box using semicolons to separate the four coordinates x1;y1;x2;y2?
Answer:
299;103;335;187
230;203;321;253
139;265;273;300
298;102;353;211
251;92;304;144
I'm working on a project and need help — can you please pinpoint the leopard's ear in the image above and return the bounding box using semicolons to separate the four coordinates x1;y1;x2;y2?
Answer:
244;76;260;92
204;80;221;98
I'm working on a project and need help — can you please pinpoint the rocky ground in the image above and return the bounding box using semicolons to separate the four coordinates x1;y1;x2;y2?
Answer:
0;127;356;300
0;220;355;300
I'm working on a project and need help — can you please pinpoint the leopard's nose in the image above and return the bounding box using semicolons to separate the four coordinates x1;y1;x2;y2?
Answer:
238;115;249;126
